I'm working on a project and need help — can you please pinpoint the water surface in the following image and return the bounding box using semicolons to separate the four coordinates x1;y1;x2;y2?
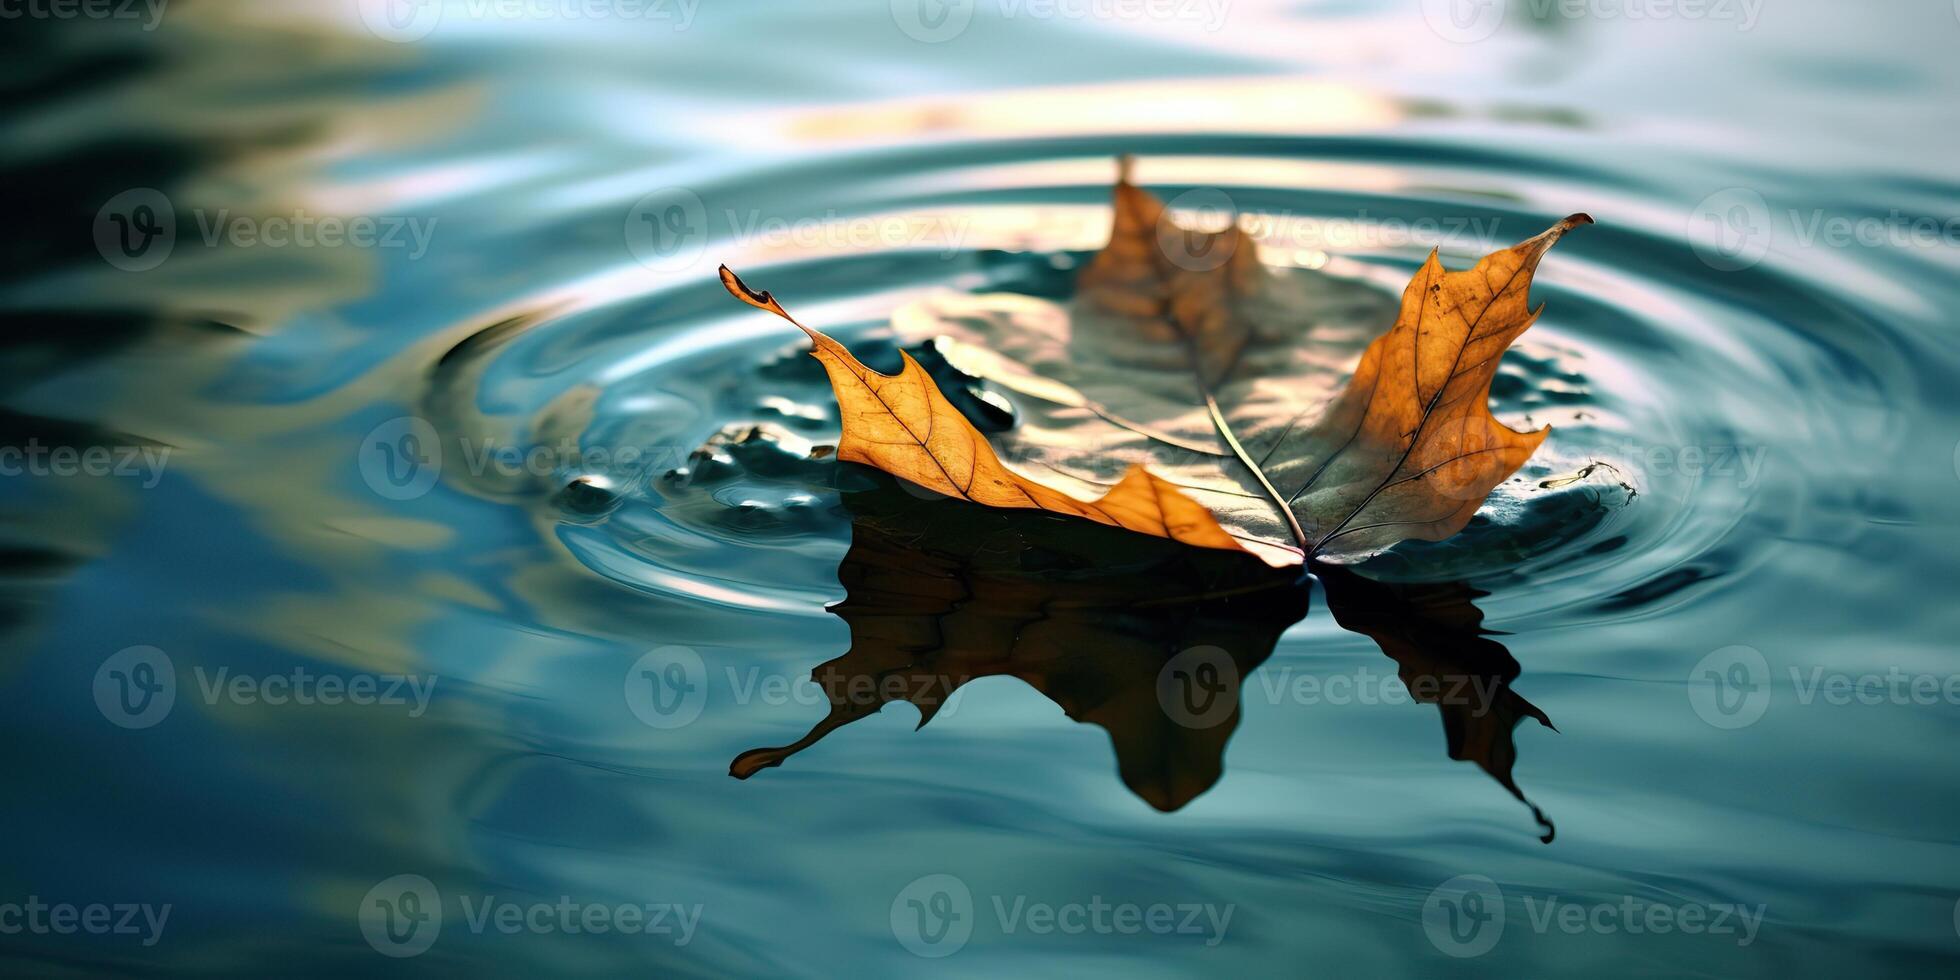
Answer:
3;1;1959;975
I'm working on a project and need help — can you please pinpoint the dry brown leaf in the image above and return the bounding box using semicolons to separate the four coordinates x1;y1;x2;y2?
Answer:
1271;210;1593;561
716;265;1247;555
893;165;1589;564
718;165;1588;565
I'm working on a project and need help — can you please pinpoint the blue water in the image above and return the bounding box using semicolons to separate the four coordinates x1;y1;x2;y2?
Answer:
3;1;1959;975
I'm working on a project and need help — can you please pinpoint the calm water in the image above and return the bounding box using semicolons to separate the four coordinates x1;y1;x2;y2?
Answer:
4;1;1959;975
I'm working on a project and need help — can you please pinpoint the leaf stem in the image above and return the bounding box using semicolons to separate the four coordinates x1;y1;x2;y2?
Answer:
1201;388;1308;551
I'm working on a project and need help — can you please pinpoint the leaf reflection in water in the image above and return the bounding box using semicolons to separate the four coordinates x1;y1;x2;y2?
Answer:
729;474;1556;839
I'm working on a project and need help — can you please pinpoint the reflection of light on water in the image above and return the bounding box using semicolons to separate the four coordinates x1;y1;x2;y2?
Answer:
900;156;1417;198
593;285;945;384
304;149;576;214
562;532;832;614
769;77;1403;144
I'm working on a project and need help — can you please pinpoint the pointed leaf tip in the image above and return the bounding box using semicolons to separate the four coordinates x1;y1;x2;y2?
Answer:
719;265;794;322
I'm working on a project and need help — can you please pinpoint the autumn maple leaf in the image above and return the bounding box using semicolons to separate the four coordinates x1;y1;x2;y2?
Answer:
720;161;1588;565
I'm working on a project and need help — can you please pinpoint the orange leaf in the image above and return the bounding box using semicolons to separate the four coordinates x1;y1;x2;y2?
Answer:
893;165;1588;564
716;266;1248;556
1274;213;1592;561
720;162;1588;565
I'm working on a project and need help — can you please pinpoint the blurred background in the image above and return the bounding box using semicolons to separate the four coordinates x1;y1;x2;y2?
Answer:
2;0;1958;976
